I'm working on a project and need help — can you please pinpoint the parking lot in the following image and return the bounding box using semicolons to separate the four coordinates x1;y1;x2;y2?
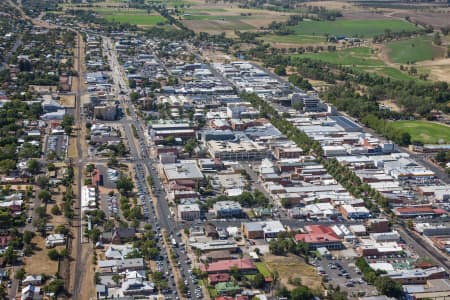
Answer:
46;134;68;159
315;256;378;298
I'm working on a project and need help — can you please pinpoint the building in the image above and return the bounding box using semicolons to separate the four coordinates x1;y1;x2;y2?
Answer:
162;161;204;183
177;204;201;221
366;219;390;233
215;282;241;296
208;273;231;285
213;201;243;218
394;206;447;218
94;104;118;121
45;234;65;248
294;225;343;250
200;259;257;274
241;221;285;239
403;278;450;299
341;205;370;220
386;267;446;284
207;140;267;161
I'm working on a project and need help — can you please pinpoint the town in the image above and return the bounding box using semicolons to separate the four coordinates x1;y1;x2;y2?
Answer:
0;0;450;300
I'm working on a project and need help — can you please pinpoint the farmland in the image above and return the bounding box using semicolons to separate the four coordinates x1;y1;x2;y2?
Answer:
103;12;166;26
390;121;450;144
386;36;444;64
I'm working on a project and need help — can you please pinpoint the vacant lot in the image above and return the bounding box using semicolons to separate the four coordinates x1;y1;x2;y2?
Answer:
386;36;444;64
23;236;61;275
264;254;323;292
390;121;450;144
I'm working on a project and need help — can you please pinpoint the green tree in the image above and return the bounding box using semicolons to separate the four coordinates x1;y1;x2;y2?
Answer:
252;273;265;288
27;159;40;174
291;285;314;300
48;249;61;261
61;115;74;135
38;190;52;203
274;65;287;76
15;268;26;280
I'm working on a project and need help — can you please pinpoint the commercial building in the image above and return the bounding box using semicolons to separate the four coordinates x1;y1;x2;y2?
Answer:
394;206;447;218
177;204;201;221
94;104;117;121
200;259;257;274
341;204;370;220
162;161;204;183
403;279;450;299
207;140;267;161
213;201;243;218
241;221;285;239
386;267;446;284
294;225;343;250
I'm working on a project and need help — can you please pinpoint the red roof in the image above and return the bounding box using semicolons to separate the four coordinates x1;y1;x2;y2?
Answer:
215;297;233;300
201;259;256;273
295;225;341;244
395;206;446;215
208;273;230;284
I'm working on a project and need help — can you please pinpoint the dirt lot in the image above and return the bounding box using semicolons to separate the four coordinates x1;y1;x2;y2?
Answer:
59;94;76;108
264;253;323;292
23;236;61;275
416;58;450;83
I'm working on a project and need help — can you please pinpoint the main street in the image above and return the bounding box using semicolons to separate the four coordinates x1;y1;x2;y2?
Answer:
104;37;200;300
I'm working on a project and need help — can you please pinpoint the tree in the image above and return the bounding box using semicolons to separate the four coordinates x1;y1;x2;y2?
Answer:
112;274;122;285
48;249;61;261
51;204;61;215
45;279;65;295
47;163;56;172
15;268;26;280
38;190;52;203
3;246;16;265
61;115;74;135
274;65;287;76
116;176;134;195
374;276;403;298
435;151;447;163
23;231;35;244
0;159;17;174
86;164;95;174
27;159;40;174
36;176;50;189
252;273;265;288
291;285;314;300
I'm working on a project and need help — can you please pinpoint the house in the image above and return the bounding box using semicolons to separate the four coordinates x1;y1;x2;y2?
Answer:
104;245;136;260
121;278;154;296
22;275;43;286
215;282;241;296
45;234;65;248
21;285;41;300
0;231;11;248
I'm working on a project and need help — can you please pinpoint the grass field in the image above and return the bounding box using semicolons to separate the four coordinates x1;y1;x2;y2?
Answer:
291;47;420;81
387;36;442;64
390;121;450;144
261;34;325;45
290;19;418;38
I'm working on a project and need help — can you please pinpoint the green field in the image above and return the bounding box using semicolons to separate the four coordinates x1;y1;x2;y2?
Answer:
104;12;166;26
261;34;325;44
290;47;419;81
390;121;450;144
387;36;441;64
291;19;417;38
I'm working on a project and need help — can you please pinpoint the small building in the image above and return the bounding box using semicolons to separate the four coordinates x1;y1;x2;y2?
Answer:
45;234;65;248
200;259;257;274
241;221;285;239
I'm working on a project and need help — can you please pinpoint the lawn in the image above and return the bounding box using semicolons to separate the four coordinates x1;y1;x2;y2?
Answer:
104;13;166;26
290;19;418;38
390;121;450;144
387;36;441;64
255;262;271;277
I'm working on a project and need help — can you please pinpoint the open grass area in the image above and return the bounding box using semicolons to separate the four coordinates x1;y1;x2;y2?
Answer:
255;262;271;277
264;254;323;291
390;121;450;144
261;34;325;45
291;19;417;38
387;36;442;64
291;47;421;81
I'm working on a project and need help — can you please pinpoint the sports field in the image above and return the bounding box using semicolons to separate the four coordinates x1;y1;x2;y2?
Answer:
390;121;450;144
387;36;443;64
